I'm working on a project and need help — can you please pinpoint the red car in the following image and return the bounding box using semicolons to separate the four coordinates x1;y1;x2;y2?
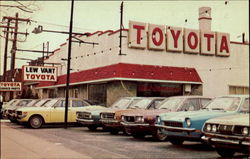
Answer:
121;96;212;141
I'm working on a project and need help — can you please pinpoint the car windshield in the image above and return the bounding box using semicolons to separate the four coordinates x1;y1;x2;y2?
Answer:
239;98;249;113
157;98;184;111
111;98;132;109
42;99;58;107
129;98;152;109
206;97;241;111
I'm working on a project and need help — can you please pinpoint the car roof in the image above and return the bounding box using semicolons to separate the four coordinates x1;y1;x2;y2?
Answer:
167;95;212;99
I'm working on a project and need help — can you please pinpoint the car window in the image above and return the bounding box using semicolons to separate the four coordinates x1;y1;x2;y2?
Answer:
148;99;164;110
206;97;241;111
16;99;33;106
111;98;131;109
129;98;152;109
240;98;249;113
180;98;200;111
200;99;211;108
54;100;65;107
72;100;88;107
43;99;58;107
157;98;184;110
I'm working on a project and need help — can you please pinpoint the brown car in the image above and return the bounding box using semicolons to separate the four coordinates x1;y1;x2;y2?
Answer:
121;96;212;141
100;97;166;134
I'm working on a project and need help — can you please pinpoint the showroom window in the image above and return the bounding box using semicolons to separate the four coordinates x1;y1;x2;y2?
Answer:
229;86;249;95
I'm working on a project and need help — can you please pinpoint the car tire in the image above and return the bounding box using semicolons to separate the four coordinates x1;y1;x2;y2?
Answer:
29;116;43;129
132;132;145;139
169;138;184;145
216;148;235;157
87;126;97;131
123;128;132;136
152;128;168;141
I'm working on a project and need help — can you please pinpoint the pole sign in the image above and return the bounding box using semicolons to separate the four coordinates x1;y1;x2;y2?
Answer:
0;82;22;91
128;21;230;57
22;65;57;82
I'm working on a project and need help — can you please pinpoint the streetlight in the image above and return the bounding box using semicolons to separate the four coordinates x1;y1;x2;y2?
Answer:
32;25;90;36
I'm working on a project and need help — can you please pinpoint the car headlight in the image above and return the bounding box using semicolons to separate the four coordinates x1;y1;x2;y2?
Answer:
212;125;217;132
206;124;211;132
100;113;103;119
136;116;144;122
243;127;249;135
185;118;191;127
156;116;161;124
121;115;124;121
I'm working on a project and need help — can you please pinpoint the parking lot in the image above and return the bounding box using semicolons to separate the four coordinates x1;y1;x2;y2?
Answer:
1;120;248;159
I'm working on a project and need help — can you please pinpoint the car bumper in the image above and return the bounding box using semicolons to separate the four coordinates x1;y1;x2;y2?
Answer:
202;134;250;151
121;122;157;135
76;118;100;126
155;124;201;140
100;119;122;128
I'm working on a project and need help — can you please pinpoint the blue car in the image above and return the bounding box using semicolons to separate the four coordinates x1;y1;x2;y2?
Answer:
155;95;249;145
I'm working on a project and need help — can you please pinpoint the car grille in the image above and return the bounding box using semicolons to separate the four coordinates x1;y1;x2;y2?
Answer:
8;110;14;114
16;111;22;115
124;116;135;122
233;126;244;135
164;121;183;127
102;113;115;119
218;125;233;135
78;112;91;119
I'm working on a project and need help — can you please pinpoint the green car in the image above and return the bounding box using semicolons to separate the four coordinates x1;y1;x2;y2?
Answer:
76;97;144;131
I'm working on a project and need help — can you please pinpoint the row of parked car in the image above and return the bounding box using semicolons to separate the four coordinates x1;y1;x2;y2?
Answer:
1;95;249;157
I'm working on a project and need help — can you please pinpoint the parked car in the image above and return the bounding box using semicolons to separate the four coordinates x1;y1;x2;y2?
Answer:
4;99;38;122
201;100;249;157
1;99;21;119
155;95;249;145
121;96;212;141
100;97;166;135
16;98;93;128
76;97;144;131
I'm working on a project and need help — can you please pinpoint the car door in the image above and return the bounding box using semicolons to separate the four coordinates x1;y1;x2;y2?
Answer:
50;99;67;123
69;100;89;122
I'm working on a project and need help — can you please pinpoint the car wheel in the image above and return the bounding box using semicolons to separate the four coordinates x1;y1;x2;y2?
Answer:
123;127;132;136
87;126;97;131
169;138;184;145
110;128;119;135
152;128;168;141
132;132;145;139
216;148;235;157
10;119;16;123
29;116;43;129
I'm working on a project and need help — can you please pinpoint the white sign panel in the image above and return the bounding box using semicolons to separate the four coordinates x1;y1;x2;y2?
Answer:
216;32;230;56
200;31;216;55
184;28;200;54
148;24;165;50
0;82;22;91
22;65;57;82
128;21;147;49
166;26;183;52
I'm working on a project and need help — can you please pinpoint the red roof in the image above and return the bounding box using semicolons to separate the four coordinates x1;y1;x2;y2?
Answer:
36;63;202;88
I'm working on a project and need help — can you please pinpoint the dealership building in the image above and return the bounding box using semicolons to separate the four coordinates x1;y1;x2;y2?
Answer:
32;7;249;106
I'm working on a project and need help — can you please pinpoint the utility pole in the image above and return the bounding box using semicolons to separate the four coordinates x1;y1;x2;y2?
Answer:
2;19;11;82
119;1;126;56
2;13;30;99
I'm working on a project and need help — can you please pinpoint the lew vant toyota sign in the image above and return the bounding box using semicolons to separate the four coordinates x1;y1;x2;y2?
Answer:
22;65;58;82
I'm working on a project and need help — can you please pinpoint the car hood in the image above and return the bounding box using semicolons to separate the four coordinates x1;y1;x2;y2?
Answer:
84;107;121;116
205;113;250;126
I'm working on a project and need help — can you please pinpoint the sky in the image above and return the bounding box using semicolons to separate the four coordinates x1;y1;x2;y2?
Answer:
0;1;249;75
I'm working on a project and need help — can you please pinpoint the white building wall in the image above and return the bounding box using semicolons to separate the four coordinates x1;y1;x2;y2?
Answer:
43;29;249;97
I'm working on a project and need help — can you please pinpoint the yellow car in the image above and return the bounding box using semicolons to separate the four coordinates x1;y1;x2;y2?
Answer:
16;98;103;128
